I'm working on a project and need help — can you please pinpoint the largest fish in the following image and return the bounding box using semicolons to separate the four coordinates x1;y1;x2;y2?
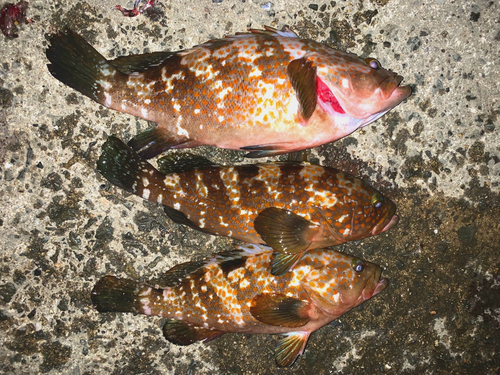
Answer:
46;26;411;158
97;136;398;275
91;243;389;367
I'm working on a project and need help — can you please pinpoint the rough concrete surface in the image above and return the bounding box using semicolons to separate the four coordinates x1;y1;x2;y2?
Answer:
0;0;499;374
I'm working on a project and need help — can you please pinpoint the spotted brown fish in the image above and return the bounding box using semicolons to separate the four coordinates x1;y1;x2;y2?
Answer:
46;26;411;158
97;136;398;275
91;243;388;367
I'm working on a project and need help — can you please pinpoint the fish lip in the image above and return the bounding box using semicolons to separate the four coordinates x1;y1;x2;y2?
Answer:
372;278;389;297
372;214;399;236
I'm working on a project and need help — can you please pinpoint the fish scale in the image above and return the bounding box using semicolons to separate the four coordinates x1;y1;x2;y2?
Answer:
98;136;399;275
92;243;389;367
46;27;411;158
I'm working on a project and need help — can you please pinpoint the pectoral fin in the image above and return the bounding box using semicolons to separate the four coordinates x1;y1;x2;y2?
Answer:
162;319;224;346
275;331;310;367
240;144;288;158
287;57;317;122
250;293;311;328
254;207;319;254
271;253;305;277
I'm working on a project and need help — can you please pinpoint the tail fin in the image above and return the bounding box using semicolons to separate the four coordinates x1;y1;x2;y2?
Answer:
97;136;166;198
91;276;147;314
46;29;123;106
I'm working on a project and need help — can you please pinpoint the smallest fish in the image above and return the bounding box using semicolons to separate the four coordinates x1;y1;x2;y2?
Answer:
92;244;388;367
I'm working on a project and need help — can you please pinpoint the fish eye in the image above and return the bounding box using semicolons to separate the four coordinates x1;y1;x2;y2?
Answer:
365;58;381;70
351;259;365;273
371;193;384;208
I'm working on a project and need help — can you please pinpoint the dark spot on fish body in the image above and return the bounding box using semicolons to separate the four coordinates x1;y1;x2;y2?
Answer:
219;257;248;277
234;164;260;181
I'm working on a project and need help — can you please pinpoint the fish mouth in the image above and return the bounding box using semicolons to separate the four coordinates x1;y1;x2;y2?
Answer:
372;278;389;297
371;213;399;236
379;74;412;102
362;267;389;300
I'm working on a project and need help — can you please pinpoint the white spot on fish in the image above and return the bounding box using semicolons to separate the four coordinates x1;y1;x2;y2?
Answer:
217;87;232;101
145;99;151;105
163;174;180;187
175;116;189;137
104;92;112;107
142;189;150;200
218;115;225;123
199;218;206;228
174;203;181;210
194;109;201;115
342;78;349;88
248;67;262;78
157;194;163;204
213;80;223;90
142;177;149;187
141;108;148;118
219;217;229;227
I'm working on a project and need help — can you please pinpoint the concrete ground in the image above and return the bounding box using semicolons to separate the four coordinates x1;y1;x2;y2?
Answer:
1;0;499;373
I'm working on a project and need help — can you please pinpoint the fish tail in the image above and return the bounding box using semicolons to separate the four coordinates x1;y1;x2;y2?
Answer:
46;29;124;107
97;136;170;202
91;276;163;315
91;276;151;314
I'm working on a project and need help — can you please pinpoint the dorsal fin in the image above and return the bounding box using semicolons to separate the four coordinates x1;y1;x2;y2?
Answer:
246;26;299;38
151;260;206;288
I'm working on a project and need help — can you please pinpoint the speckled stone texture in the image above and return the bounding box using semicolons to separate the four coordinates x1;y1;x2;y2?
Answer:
0;0;498;374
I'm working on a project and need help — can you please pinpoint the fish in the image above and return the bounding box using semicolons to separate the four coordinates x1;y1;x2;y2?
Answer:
46;26;411;158
97;136;399;275
91;243;389;367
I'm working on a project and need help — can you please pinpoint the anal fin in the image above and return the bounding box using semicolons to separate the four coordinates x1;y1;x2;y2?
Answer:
163;319;224;346
128;127;199;159
275;331;310;367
